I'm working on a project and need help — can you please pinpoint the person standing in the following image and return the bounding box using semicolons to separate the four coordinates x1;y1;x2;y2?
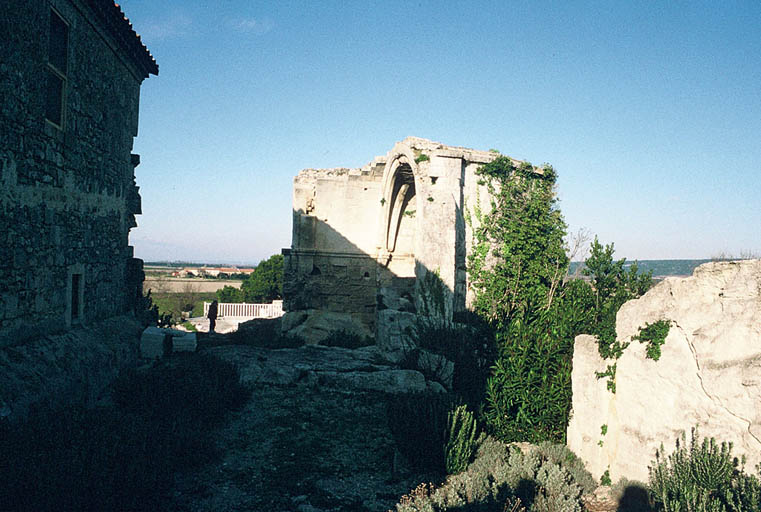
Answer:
208;299;218;333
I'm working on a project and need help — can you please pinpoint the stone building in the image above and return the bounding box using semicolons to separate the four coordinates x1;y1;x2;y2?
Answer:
282;137;500;341
0;0;158;346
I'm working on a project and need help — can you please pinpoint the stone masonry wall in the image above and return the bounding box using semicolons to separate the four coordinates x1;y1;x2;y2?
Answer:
283;138;497;339
0;0;148;346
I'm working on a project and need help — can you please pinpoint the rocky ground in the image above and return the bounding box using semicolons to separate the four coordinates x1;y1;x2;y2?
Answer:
164;326;625;512
167;335;439;512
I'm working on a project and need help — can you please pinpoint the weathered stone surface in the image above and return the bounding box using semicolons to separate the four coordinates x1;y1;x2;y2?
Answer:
568;259;761;483
205;344;434;394
140;326;169;359
172;332;197;352
375;309;416;357
283;138;511;340
0;315;142;420
317;369;427;394
281;309;372;344
0;1;156;346
416;349;454;389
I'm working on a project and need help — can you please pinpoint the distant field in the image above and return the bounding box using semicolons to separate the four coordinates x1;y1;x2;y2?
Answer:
143;278;243;293
569;259;712;278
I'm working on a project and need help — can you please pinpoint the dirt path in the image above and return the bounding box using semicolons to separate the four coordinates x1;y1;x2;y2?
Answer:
169;383;430;512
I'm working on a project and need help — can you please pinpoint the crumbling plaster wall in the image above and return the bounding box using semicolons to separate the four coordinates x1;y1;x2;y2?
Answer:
568;260;761;483
0;0;149;346
283;137;496;339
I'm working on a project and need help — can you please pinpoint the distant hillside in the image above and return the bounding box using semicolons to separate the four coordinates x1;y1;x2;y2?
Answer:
569;259;712;279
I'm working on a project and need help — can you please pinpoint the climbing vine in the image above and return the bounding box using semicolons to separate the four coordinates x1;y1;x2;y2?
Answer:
468;156;567;328
633;319;671;361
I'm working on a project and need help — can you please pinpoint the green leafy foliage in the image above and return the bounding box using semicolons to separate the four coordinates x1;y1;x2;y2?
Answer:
601;469;612;486
218;253;284;303
415;153;430;163
216;284;244;303
468;157;567;328
445;405;479;475
484;309;574;443
649;428;761;512
466;158;653;443
633;320;671;361
583;237;653;360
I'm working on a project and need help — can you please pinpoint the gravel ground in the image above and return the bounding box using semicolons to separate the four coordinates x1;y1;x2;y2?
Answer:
168;382;433;512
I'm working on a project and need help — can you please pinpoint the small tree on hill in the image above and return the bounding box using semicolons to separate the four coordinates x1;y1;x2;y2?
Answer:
241;253;283;303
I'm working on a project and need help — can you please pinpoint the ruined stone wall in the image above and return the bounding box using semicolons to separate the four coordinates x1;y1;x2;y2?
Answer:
0;0;150;346
283;138;497;339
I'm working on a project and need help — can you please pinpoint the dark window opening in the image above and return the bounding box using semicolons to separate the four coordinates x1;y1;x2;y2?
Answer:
48;10;68;73
46;9;68;128
71;273;82;323
46;71;64;126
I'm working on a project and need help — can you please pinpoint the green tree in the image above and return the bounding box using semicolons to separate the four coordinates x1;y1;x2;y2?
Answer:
241;253;283;303
468;157;568;329
469;157;576;443
583;237;653;359
216;285;244;303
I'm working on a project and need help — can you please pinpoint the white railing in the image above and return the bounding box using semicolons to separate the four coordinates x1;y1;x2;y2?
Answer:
203;300;284;319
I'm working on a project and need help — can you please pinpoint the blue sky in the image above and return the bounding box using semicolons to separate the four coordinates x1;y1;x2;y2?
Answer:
120;0;760;264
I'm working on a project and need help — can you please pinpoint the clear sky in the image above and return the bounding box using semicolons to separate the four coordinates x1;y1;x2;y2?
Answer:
119;0;760;264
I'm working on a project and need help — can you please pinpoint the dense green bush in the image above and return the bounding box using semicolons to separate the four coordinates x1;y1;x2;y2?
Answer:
480;238;652;442
649;429;761;512
240;253;283;302
445;405;480;475
583;237;653;361
394;437;595;511
0;353;251;511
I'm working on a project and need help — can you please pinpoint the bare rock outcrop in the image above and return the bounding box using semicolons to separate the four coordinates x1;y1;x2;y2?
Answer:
568;260;761;483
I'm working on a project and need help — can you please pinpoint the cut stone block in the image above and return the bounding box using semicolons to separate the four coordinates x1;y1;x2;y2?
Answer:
171;332;197;352
140;326;169;360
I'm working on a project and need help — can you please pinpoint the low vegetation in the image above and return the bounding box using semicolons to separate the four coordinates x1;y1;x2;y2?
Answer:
319;329;374;349
650;429;761;512
0;353;250;511
395;437;596;512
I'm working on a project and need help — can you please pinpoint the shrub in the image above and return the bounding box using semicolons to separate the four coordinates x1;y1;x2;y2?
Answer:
240;253;283;303
484;308;574;444
649;428;761;512
414;316;496;413
445;405;480;475
319;329;373;349
394;436;594;511
387;392;455;473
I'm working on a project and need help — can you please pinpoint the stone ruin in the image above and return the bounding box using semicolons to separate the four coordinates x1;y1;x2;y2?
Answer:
568;259;761;483
281;137;501;343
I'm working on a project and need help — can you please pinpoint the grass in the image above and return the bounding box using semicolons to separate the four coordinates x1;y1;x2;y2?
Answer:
0;353;251;511
149;291;217;321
